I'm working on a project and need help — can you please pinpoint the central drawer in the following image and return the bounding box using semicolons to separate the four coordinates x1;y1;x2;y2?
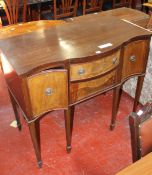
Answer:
70;69;117;103
70;50;120;81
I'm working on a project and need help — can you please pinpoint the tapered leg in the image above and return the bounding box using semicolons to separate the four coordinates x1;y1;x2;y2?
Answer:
133;76;144;112
28;120;42;168
70;106;75;134
116;85;123;113
64;106;75;153
8;90;22;131
110;86;121;130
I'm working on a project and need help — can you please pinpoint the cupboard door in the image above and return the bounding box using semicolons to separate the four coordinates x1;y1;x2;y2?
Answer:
122;40;149;80
27;70;68;117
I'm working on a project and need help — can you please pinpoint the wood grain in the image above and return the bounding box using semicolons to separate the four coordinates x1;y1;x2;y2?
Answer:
27;70;68;117
116;153;152;175
0;20;65;39
70;70;117;103
122;40;149;80
0;12;151;76
70;50;120;81
0;8;151;166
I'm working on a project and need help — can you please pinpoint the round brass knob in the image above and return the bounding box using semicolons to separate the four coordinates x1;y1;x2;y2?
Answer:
129;55;136;62
45;88;53;96
78;68;85;75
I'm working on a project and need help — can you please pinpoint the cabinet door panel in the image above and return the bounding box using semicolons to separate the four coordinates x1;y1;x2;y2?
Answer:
122;40;149;80
27;70;68;117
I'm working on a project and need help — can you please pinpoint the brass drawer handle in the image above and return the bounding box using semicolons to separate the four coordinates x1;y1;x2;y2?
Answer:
129;55;136;62
112;57;118;64
78;68;85;75
45;88;53;96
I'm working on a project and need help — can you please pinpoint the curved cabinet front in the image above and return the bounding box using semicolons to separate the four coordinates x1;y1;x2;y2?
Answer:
70;69;118;103
122;40;150;82
27;69;68;118
70;50;120;82
70;50;120;104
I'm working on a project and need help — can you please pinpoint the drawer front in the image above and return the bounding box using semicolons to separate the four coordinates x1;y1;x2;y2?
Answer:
70;70;117;103
122;40;149;80
27;70;68;117
70;50;120;81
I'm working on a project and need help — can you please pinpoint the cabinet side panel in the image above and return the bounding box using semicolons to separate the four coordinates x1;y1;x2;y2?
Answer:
1;55;26;114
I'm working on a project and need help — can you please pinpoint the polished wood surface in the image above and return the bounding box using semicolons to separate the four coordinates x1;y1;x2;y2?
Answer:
0;20;65;39
0;14;150;76
116;153;152;175
0;7;149;33
0;8;151;167
101;7;150;28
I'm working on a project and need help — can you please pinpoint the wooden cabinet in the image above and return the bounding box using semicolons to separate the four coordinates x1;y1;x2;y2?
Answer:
122;40;149;81
0;10;151;167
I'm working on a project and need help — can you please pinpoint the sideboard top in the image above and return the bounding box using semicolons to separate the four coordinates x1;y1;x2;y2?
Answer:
0;12;151;76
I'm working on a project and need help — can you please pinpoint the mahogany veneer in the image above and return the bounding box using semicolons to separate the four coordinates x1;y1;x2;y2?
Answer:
0;9;151;167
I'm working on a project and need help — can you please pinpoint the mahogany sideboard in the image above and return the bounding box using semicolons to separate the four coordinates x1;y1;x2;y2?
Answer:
0;8;151;167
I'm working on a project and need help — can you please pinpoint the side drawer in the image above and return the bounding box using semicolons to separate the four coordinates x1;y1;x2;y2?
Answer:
122;40;149;80
70;50;120;81
27;69;68;117
70;69;117;103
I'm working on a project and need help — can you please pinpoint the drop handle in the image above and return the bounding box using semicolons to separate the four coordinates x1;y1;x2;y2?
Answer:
78;68;85;75
129;55;136;62
45;88;53;96
112;57;117;64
